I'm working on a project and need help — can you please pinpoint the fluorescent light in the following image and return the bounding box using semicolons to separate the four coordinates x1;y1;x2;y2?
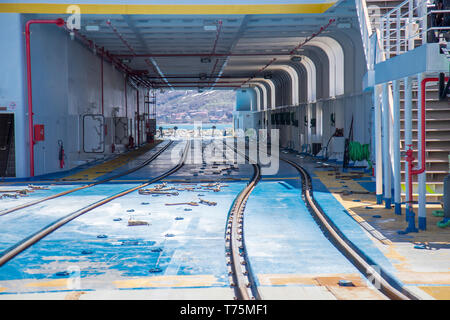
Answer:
203;25;217;31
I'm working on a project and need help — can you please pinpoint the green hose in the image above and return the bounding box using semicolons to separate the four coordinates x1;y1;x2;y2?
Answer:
348;141;372;169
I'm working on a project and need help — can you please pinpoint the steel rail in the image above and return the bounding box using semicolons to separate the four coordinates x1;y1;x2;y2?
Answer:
0;140;190;267
0;140;173;217
280;156;420;300
223;140;261;300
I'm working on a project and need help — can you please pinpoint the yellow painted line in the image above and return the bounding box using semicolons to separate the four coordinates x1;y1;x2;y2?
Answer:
418;286;450;300
25;278;68;288
258;273;365;286
261;177;299;180
313;170;393;245
258;274;318;286
0;3;336;15
64;141;160;181
113;275;220;289
0;287;6;292
397;272;450;285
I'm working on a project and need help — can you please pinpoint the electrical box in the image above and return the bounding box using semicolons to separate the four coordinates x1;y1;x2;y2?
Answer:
83;114;105;153
34;124;45;141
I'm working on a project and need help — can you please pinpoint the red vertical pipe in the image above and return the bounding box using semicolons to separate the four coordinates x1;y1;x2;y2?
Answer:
411;77;448;175
124;75;128;118
25;18;64;177
406;77;449;217
136;90;140;146
101;47;104;116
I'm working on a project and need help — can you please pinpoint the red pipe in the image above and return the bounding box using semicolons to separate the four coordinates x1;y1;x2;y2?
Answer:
25;18;65;177
125;75;128;118
101;47;104;116
411;77;448;175
136;90;140;146
406;77;449;208
211;20;223;55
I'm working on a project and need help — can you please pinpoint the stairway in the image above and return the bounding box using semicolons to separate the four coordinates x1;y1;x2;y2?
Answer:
399;81;450;201
365;0;450;201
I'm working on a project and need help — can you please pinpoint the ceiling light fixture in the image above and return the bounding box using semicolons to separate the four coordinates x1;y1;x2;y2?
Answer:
203;25;217;31
85;25;100;32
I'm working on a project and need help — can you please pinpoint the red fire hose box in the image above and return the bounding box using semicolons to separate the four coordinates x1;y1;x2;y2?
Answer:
34;124;44;141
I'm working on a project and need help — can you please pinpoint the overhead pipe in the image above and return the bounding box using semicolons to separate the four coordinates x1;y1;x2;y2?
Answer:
238;19;335;89
211;20;223;55
25;18;65;177
111;18;336;60
411;77;448;176
106;19;160;89
112;52;326;58
66;27;151;88
208;20;223;88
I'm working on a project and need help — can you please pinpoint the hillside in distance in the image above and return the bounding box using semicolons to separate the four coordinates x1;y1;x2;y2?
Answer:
155;89;236;124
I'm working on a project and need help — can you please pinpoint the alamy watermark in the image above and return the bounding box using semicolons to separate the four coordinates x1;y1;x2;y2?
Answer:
169;122;280;175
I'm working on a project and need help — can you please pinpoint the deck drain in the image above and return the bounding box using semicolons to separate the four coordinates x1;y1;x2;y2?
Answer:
149;267;162;273
113;218;122;221
338;280;355;287
81;250;94;255
151;248;162;252
97;234;108;239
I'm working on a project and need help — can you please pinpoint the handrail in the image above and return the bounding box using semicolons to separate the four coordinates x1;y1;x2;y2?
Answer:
379;0;450;59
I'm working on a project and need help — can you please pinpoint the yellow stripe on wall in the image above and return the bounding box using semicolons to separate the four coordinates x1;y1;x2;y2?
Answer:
0;3;335;15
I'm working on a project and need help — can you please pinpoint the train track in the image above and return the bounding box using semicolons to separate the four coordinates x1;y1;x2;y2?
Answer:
280;156;420;300
224;137;419;300
223;140;261;300
0;140;174;218
0;140;190;267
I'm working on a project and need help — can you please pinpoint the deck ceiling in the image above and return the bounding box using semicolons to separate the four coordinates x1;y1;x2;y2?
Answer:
30;0;358;90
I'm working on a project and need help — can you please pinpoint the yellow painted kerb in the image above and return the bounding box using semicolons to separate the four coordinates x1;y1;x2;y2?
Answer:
0;3;336;15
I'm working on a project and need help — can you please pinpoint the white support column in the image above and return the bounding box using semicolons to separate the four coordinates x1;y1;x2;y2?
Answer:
393;80;402;214
375;85;383;204
382;82;392;208
404;76;413;220
417;73;427;230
